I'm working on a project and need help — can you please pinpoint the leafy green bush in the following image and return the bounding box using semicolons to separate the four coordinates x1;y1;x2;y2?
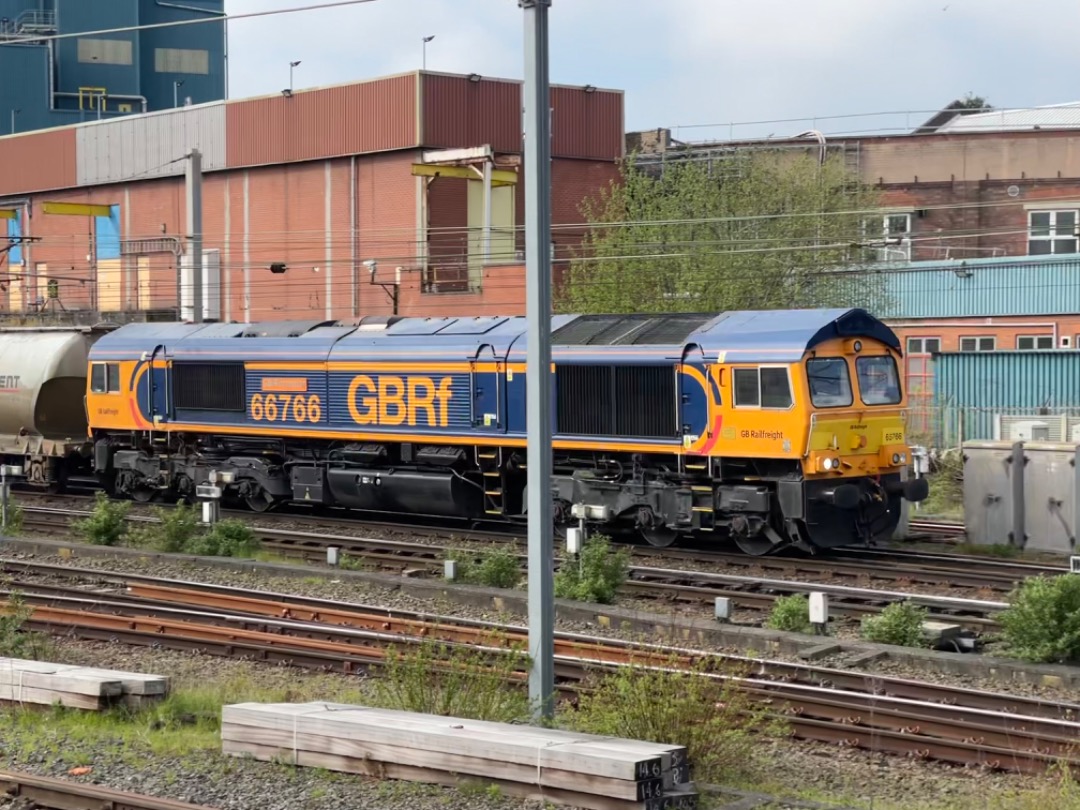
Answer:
554;534;630;604
188;519;258;558
130;502;201;552
998;574;1080;663
860;601;928;647
74;491;130;546
1;502;23;535
446;546;521;589
766;594;812;633
564;655;784;783
371;634;535;723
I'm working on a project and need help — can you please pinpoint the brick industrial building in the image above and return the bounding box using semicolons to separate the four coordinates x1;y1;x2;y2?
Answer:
0;70;623;322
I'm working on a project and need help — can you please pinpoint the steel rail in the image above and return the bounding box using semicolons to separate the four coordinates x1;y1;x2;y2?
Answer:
12;508;1022;627
0;768;220;809
2;574;1078;775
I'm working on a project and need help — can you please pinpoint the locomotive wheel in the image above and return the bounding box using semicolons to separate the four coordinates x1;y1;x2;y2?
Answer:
245;490;275;513
131;487;156;503
734;535;780;556
640;526;678;548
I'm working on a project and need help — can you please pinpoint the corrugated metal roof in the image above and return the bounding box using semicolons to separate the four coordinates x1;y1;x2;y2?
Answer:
937;102;1080;133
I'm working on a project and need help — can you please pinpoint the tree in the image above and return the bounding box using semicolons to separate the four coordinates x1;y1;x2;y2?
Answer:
557;150;884;315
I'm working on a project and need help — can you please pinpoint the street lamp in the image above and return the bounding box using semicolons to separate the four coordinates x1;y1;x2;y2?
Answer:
289;60;301;92
422;35;435;70
174;80;185;108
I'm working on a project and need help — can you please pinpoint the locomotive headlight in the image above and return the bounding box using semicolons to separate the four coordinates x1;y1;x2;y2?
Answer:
891;452;907;465
822;458;833;470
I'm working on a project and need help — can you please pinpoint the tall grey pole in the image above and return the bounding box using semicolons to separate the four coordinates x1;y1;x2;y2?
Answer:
520;0;554;722
186;147;203;323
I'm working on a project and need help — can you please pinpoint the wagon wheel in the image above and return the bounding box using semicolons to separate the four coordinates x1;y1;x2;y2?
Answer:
131;487;156;503
639;526;678;548
245;488;275;513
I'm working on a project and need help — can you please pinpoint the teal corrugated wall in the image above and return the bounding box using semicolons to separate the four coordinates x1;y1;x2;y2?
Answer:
932;352;1080;441
837;255;1080;320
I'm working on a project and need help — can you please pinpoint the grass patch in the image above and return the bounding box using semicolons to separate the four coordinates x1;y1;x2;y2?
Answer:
860;601;929;648
0;592;54;660
0;665;371;765
954;542;1020;558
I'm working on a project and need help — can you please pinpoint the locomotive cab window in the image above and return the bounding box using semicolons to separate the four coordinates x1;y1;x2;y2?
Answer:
733;367;793;409
806;358;853;408
856;355;901;405
90;362;121;394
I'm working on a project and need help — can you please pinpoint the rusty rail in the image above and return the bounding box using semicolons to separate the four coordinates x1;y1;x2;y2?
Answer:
1;564;1079;775
0;769;219;810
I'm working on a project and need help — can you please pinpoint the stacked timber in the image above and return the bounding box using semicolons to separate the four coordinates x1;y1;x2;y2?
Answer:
222;702;698;810
0;658;169;710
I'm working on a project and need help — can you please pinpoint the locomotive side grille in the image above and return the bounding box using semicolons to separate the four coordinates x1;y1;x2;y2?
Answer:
556;365;677;438
615;366;676;437
173;362;246;412
556;365;610;436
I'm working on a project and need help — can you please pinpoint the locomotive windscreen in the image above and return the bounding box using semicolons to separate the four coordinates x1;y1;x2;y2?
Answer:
556;365;677;438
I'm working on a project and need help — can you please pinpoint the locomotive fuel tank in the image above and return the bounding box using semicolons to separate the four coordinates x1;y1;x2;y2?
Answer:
0;328;96;440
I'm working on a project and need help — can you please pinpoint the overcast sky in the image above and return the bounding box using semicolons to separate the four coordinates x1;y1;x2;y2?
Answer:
223;0;1080;141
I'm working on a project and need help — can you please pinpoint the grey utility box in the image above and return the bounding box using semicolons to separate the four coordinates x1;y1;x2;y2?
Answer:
962;441;1023;548
1020;442;1079;555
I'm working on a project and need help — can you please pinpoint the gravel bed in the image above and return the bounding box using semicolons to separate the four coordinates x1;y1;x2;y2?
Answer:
2;547;1077;707
0;639;1061;810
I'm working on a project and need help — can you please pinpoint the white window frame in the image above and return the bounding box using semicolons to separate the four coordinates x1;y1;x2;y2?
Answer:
862;212;912;263
732;365;795;411
959;336;996;353
1027;209;1079;256
1016;334;1054;351
906;336;941;355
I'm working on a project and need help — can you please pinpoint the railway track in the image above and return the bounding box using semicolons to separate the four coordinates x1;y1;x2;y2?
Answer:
0;768;217;809
1;560;1078;776
12;506;1019;629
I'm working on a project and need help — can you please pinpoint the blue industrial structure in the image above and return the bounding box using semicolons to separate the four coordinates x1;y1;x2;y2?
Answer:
854;254;1080;320
0;0;225;135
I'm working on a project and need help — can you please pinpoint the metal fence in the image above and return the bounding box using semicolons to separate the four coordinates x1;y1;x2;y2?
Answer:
906;404;1080;449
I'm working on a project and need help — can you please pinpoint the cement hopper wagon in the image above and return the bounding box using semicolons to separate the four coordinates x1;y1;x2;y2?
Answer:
0;327;105;489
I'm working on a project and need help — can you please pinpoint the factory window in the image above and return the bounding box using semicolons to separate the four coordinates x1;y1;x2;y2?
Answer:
77;38;133;66
806;358;853;408
733;367;793;410
1028;210;1078;255
906;337;940;355
1016;335;1054;350
155;47;210;75
90;362;121;394
861;213;911;262
959;336;996;352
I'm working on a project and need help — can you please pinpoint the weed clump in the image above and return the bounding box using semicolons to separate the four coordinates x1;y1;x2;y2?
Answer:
74;491;131;546
564;655;783;783
446;546;521;589
860;601;928;647
766;594;812;633
370;634;534;723
0;592;53;659
998;574;1080;663
554;534;630;604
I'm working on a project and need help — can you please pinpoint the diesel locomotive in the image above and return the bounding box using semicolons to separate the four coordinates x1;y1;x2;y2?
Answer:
76;307;928;555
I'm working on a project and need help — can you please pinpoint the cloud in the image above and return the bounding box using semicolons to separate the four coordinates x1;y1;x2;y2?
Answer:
223;0;1080;139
